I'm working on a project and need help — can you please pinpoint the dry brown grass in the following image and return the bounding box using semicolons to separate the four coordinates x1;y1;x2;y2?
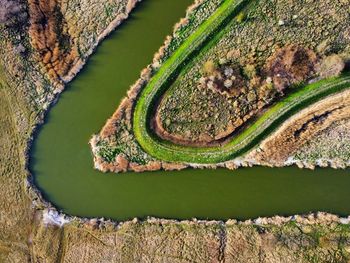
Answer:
1;0;350;262
0;76;33;262
28;0;79;83
29;216;350;263
249;89;350;165
265;45;318;92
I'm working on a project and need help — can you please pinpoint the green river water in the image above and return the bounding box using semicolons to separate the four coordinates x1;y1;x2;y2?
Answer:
31;0;350;221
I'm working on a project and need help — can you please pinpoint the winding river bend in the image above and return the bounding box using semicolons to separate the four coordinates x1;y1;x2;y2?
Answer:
31;0;350;221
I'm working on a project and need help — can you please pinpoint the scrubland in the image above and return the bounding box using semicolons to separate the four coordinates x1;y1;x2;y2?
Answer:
93;0;350;172
157;0;349;144
1;0;350;261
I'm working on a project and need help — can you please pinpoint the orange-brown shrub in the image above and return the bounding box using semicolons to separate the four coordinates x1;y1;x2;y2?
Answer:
28;0;78;83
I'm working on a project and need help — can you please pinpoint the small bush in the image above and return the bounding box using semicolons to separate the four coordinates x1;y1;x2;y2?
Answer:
202;60;217;75
318;54;345;79
0;0;26;26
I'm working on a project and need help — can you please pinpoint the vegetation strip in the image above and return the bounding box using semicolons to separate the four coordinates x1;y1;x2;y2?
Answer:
133;0;350;164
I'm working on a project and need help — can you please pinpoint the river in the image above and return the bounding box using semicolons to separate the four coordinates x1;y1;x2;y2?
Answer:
31;0;350;221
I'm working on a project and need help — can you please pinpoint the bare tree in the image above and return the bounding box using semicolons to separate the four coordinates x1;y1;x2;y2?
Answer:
0;0;26;26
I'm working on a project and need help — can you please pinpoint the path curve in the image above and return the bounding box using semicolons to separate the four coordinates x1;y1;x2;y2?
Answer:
133;0;350;164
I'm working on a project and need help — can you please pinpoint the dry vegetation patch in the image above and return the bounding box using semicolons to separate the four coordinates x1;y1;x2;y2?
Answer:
30;215;350;262
93;0;350;173
1;0;350;261
155;44;321;145
156;0;350;144
28;0;79;83
293;118;350;168
265;45;318;92
28;0;140;85
0;81;33;262
248;89;350;167
0;0;140;260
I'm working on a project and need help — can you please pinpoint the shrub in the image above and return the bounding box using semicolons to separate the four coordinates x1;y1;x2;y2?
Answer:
235;11;246;23
202;60;217;75
318;54;345;79
0;0;26;26
265;45;318;92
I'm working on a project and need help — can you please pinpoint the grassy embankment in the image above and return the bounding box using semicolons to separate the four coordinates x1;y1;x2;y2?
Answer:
133;0;350;164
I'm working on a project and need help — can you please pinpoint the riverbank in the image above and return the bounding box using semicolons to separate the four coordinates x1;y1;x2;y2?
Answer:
32;208;350;262
2;0;350;261
92;0;350;173
29;0;350;223
0;0;141;260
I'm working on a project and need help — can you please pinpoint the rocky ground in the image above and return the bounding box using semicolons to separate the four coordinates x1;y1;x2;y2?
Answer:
2;0;350;262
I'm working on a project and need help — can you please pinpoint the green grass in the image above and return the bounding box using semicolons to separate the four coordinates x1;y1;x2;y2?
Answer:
133;0;350;164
